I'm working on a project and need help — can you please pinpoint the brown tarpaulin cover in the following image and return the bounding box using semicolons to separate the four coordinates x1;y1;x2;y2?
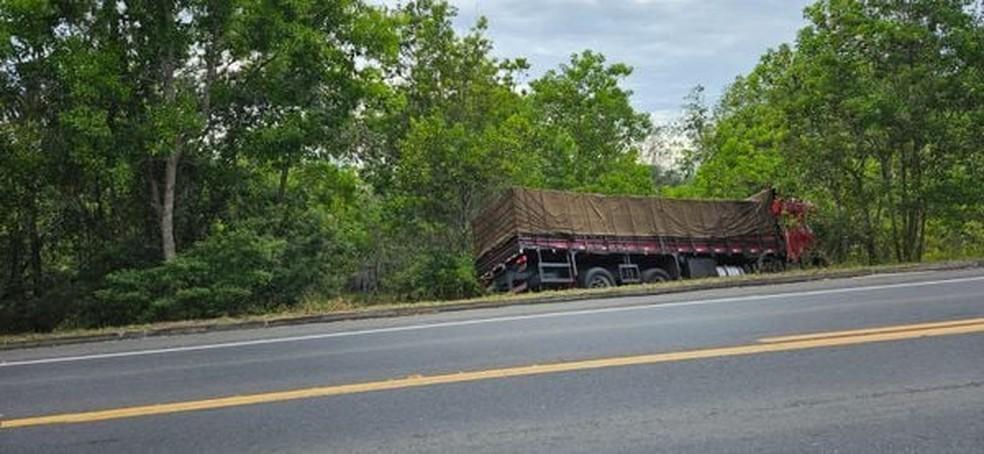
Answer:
473;187;777;258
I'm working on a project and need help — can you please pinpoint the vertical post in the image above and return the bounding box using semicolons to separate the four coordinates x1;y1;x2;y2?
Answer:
672;253;683;279
568;250;578;283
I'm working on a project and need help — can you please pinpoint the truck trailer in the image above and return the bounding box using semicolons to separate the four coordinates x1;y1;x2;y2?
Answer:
472;187;815;292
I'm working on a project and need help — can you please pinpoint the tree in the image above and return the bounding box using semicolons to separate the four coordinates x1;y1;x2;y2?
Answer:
677;47;794;199
786;0;983;262
376;2;537;299
681;0;984;263
675;85;711;179
0;0;397;332
0;1;132;327
527;50;654;194
226;0;395;208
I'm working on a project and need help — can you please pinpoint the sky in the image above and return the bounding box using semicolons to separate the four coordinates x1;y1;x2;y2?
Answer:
381;0;815;123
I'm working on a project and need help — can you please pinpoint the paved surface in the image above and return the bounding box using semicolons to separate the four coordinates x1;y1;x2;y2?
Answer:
2;269;984;452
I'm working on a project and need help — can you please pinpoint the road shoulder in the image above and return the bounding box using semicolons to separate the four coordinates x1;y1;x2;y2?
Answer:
2;260;982;351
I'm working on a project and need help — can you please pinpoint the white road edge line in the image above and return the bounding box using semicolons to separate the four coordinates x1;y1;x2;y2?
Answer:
3;275;984;368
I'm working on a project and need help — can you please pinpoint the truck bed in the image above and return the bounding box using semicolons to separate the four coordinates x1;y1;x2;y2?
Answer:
473;188;784;277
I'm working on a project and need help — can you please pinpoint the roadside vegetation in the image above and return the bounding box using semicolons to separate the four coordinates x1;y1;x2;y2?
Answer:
4;259;980;347
1;0;982;334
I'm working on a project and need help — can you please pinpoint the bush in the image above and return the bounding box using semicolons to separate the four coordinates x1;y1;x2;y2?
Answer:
387;248;484;301
91;228;285;325
0;272;87;333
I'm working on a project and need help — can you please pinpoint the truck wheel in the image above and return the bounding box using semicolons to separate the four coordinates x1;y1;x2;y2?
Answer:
580;267;615;288
642;268;670;283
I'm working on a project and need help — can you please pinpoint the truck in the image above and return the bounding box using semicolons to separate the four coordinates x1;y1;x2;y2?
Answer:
472;187;815;292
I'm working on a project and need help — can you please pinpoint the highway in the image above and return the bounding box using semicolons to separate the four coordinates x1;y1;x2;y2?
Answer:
2;268;984;453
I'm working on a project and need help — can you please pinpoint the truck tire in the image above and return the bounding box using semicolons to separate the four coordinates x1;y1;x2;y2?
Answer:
580;267;615;288
642;268;670;283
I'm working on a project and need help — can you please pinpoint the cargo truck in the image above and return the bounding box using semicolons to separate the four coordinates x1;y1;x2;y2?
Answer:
472;187;815;292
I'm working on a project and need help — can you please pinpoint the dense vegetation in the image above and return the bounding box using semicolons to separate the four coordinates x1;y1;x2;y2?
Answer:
1;0;981;333
666;0;984;265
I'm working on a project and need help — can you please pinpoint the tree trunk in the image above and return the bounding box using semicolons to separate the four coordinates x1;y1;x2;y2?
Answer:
848;159;878;264
832;192;848;263
28;196;43;297
879;152;902;262
159;30;181;262
861;203;878;265
4;228;24;298
916;205;927;261
161;148;181;261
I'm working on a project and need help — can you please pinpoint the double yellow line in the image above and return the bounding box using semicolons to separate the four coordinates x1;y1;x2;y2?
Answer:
4;317;984;429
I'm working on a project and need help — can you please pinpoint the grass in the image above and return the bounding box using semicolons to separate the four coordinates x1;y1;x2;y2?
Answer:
2;258;981;348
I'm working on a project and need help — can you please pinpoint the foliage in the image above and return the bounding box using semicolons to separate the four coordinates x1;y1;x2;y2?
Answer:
88;162;375;326
92;227;285;325
385;248;483;301
360;3;656;302
671;0;984;264
0;0;397;332
528;50;655;194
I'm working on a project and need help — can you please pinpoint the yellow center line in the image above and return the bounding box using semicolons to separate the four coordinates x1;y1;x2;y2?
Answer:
758;317;984;343
4;319;984;429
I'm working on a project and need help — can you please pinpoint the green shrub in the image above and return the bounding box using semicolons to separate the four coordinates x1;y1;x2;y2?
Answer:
388;249;483;301
91;228;285;325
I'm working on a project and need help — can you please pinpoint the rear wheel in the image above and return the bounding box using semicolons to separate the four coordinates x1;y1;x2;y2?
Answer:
580;267;615;289
641;268;671;284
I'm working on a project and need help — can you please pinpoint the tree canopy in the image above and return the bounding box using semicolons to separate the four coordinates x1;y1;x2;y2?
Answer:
0;0;656;332
670;0;984;265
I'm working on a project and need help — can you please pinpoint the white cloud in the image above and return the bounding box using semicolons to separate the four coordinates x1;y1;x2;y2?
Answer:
372;0;814;119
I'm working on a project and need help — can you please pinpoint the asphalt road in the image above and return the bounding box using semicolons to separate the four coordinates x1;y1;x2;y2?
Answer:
2;269;984;453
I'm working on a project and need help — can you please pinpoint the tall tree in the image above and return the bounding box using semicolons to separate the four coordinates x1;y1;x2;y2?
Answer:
527;50;654;194
387;3;534;251
787;0;983;262
87;0;391;261
682;0;984;263
227;0;395;208
0;0;396;330
675;84;711;180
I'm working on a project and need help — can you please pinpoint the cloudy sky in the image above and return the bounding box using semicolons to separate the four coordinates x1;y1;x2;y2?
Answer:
382;0;815;122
